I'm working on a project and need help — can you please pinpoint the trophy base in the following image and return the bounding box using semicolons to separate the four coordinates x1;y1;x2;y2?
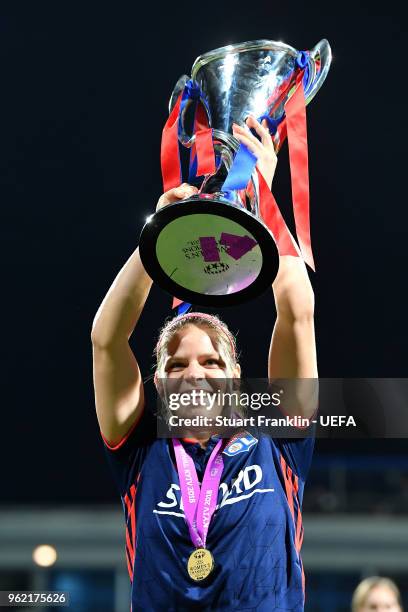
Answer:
139;195;279;307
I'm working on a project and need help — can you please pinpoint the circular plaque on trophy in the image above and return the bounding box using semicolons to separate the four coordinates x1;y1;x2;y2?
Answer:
139;195;280;307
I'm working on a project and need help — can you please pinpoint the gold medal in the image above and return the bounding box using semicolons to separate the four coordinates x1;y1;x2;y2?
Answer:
187;547;214;581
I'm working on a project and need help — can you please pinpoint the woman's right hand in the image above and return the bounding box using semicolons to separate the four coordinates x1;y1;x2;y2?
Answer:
156;183;199;212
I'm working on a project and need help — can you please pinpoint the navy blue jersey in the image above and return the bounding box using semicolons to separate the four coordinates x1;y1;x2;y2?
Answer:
101;406;314;611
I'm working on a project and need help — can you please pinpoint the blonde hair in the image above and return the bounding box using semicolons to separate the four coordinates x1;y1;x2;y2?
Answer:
351;577;402;612
154;312;238;377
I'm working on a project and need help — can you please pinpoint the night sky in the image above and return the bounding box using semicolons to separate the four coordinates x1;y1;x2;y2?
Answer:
1;6;406;504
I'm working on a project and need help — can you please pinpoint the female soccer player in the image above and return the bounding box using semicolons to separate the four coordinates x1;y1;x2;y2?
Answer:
91;116;318;611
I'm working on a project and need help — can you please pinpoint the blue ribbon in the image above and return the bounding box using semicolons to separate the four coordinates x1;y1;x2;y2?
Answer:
179;79;201;139
222;190;237;202
184;79;201;100
188;153;198;183
221;143;258;192
256;113;283;136
176;302;192;315
296;50;308;69
296;50;310;90
180;78;215;182
188;153;221;183
178;78;211;142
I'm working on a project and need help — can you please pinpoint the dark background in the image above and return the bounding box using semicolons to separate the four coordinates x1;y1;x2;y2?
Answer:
1;6;406;504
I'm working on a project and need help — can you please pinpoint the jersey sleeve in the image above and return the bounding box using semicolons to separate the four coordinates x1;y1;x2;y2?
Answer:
273;436;315;482
100;404;157;496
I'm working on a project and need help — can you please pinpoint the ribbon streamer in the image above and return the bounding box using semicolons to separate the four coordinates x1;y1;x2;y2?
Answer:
161;80;215;192
285;72;315;270
257;168;299;257
195;128;216;176
221;143;258;192
160;92;183;192
189;103;211;182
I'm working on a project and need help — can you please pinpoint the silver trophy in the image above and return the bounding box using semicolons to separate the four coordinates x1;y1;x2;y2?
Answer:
139;39;332;306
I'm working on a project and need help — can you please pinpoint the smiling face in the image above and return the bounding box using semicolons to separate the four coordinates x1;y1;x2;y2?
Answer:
155;324;241;423
165;324;240;381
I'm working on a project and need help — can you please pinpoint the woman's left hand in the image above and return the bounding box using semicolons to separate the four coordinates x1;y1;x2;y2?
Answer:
232;115;277;190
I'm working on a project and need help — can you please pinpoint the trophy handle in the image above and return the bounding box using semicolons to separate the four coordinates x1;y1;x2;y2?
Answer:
304;39;332;105
168;74;211;147
168;75;189;114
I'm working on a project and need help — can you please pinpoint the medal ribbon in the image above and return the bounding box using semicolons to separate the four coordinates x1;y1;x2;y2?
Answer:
173;438;225;549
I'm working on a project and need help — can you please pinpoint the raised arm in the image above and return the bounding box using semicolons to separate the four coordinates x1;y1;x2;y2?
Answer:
233;116;318;419
91;184;198;445
91;246;152;446
269;254;317;379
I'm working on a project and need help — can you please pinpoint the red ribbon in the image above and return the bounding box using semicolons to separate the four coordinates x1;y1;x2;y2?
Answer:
257;168;299;257
160;93;185;307
195;128;216;176
285;73;315;271
162;98;215;308
161;94;215;193
190;103;210;172
160;92;183;192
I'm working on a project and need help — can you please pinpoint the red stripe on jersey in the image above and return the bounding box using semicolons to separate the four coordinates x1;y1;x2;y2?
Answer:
122;480;138;583
130;484;136;553
292;473;303;555
123;491;132;516
125;524;134;558
280;455;295;521
130;485;137;583
280;455;306;596
126;545;134;582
